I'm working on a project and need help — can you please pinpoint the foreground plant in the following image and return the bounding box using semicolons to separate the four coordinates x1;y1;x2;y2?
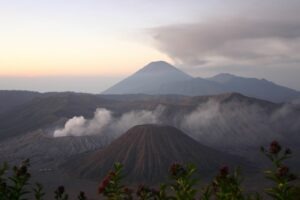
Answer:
211;166;261;200
261;141;298;200
78;191;87;200
169;163;199;200
0;162;9;200
0;140;298;200
0;160;86;200
0;159;31;200
54;186;69;200
136;184;161;200
98;162;133;199
33;183;45;200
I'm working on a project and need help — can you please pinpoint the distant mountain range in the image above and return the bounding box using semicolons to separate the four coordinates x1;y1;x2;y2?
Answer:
103;61;300;103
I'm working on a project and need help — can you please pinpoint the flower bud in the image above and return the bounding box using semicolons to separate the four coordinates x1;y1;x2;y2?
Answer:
269;140;281;154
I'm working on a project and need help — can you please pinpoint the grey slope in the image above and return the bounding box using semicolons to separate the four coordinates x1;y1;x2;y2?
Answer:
0;130;109;169
158;77;226;96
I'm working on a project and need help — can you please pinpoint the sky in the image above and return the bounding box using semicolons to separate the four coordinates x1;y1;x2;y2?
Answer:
0;0;300;92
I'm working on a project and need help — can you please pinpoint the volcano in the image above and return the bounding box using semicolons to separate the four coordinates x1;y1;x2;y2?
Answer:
102;61;192;94
63;124;248;183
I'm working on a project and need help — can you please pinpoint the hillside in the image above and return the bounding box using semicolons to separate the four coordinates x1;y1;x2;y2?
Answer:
0;130;110;169
63;124;249;183
0;92;115;140
0;90;42;114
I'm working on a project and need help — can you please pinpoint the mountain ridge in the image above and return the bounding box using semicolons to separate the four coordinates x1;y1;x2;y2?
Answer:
207;73;300;102
103;61;300;102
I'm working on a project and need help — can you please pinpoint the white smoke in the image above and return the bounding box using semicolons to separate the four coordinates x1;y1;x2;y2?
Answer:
54;116;86;137
181;100;220;132
53;100;299;148
180;99;280;147
271;103;300;132
53;108;112;137
53;106;164;137
111;105;164;137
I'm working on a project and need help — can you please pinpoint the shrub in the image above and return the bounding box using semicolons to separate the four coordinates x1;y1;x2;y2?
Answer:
0;141;298;200
261;141;298;200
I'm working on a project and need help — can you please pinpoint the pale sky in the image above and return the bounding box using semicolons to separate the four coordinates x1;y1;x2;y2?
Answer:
0;0;300;92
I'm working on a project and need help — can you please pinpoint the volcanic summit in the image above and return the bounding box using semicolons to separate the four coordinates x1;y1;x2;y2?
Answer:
63;124;248;183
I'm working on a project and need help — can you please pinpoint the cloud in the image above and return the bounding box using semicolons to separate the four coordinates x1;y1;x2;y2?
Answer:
149;1;300;90
150;17;300;67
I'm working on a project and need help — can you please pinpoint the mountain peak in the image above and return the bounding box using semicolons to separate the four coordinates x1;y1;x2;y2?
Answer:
148;60;171;65
102;61;191;94
137;61;185;74
215;73;236;77
208;73;237;83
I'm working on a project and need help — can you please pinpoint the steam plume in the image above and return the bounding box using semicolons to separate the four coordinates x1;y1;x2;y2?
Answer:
54;109;112;137
53;106;164;137
53;100;299;149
